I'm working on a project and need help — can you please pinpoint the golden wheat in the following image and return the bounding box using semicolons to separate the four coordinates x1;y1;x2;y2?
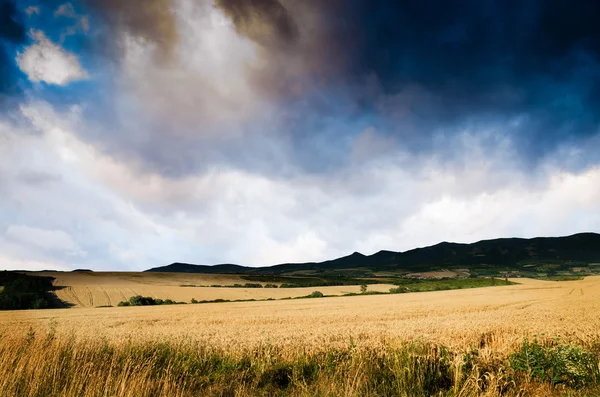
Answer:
26;271;396;308
2;276;600;396
2;276;599;353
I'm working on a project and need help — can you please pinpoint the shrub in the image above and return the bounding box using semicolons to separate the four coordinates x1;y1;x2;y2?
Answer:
280;283;301;288
117;296;184;307
128;296;156;306
509;338;600;388
308;291;324;298
264;284;279;288
243;283;263;288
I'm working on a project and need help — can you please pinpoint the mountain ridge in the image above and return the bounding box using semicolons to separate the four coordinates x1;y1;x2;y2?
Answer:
145;232;600;276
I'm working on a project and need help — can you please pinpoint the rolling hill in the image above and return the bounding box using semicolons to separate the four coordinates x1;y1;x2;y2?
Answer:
146;232;600;277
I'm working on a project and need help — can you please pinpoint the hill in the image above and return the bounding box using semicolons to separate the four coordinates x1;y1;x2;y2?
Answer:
146;232;600;277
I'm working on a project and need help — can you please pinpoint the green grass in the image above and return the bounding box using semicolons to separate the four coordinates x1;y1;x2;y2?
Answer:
542;276;584;281
242;275;392;288
389;277;516;293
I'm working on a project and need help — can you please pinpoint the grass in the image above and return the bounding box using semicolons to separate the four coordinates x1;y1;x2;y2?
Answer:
543;275;584;281
389;277;516;293
242;275;392;288
1;330;599;396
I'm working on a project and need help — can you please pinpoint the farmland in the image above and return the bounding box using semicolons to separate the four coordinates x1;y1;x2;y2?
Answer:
3;276;599;348
25;271;398;308
1;275;599;395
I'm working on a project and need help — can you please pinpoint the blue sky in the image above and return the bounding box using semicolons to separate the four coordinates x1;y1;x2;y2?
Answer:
0;0;599;271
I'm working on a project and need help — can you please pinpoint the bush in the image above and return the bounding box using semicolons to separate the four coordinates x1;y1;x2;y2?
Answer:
264;284;279;288
117;296;184;307
280;283;301;288
128;296;156;306
308;291;324;298
509;338;600;387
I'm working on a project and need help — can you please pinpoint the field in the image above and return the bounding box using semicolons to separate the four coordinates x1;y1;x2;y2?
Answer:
4;276;599;348
1;276;600;395
26;272;397;308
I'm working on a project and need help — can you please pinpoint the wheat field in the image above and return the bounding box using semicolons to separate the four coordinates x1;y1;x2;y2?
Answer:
2;276;600;396
26;271;396;308
3;276;599;351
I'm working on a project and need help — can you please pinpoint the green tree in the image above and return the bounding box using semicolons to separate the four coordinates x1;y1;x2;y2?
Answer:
360;284;368;294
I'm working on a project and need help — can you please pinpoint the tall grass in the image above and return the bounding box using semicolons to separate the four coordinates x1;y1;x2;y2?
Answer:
1;330;598;396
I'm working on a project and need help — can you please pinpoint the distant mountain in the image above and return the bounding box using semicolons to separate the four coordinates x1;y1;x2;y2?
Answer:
147;263;249;274
145;232;600;275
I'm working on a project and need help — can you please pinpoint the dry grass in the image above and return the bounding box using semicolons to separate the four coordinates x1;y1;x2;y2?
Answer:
2;328;599;396
26;271;396;308
2;276;600;396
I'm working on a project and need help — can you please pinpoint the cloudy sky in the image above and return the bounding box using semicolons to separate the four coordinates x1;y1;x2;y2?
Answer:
0;0;599;271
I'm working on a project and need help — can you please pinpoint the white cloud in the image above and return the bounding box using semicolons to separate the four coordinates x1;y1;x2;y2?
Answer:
115;0;262;132
16;30;88;86
4;225;85;257
0;255;71;272
0;101;599;271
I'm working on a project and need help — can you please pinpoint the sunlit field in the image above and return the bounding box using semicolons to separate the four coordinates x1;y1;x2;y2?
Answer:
1;277;600;395
25;271;397;307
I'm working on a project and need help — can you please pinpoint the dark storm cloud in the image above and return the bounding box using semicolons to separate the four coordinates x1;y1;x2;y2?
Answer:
53;0;599;181
84;0;179;60
217;0;600;103
0;0;27;99
216;0;298;50
218;0;600;163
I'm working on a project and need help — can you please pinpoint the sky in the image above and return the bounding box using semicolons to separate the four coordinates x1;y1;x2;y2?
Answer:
0;0;599;271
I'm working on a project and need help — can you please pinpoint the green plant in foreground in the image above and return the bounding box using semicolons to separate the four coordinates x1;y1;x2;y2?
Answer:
509;337;600;388
4;333;600;397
